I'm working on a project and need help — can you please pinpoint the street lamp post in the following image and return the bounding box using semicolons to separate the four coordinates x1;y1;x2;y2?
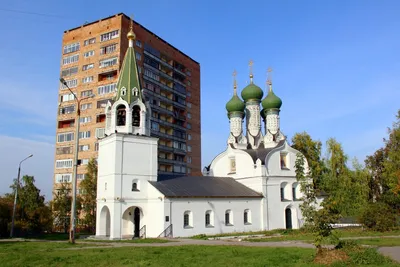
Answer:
59;78;93;244
10;154;33;238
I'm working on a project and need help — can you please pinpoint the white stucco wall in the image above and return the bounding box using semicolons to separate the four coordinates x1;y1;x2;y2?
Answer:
167;198;262;238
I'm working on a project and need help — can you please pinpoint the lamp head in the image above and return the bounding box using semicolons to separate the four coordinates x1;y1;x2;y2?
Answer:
59;78;67;86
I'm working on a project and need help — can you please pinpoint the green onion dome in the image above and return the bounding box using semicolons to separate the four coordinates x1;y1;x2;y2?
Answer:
241;82;264;102
261;84;282;110
226;95;245;113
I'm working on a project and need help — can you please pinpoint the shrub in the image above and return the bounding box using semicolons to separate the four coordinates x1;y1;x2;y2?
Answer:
358;202;397;231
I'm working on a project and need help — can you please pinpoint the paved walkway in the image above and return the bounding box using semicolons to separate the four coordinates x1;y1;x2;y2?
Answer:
378;247;400;263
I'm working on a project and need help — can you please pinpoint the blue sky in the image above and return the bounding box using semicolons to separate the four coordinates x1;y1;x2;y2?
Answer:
1;0;400;199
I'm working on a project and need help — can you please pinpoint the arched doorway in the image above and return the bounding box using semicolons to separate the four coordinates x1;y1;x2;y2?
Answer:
122;206;143;238
285;208;292;229
100;206;110;236
134;207;140;238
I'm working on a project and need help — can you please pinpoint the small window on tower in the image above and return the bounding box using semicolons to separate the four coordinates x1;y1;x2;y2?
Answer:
280;153;289;169
229;157;236;173
132;106;141;127
132;179;140;191
116;105;126;126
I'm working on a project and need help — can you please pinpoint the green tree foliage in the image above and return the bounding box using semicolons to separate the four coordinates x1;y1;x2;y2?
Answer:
80;158;98;233
295;153;340;250
51;183;73;233
6;175;52;236
323;139;369;217
291;132;325;189
0;196;13;237
359;202;397;231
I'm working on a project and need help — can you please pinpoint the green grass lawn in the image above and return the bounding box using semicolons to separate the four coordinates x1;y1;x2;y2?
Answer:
79;238;170;243
0;241;396;267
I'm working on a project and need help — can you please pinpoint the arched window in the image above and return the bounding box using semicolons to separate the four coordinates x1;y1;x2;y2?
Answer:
205;210;214;227
292;183;298;200
183;211;192;228
116;105;126;126
132;179;139;191
225;210;233;226
244;209;251;224
132;106;141;127
280;182;288;201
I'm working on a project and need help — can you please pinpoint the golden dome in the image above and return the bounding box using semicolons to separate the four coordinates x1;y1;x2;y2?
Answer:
127;30;136;40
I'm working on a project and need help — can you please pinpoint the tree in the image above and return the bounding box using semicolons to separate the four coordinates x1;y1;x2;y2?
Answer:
295;153;340;251
6;175;52;236
291;132;325;190
52;183;73;233
0;196;13;237
80;158;98;233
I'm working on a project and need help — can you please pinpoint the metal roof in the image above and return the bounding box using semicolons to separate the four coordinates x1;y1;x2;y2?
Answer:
240;140;286;164
150;176;263;198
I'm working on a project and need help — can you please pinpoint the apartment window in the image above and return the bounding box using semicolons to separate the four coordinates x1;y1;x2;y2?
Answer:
187;91;192;97
61;66;78;77
138;66;141;73
59;105;75;115
225;210;233;226
183;211;192;228
99;57;117;68
94;142;99;151
84;37;96;46
82;76;94;84
78;145;90;151
187;156;192;164
63;42;80;54
79;116;91;124
100;43;117;55
80;159;89;165
82;63;94;71
187;168;191;174
174;165;186;173
57;132;74;143
100;30;119;42
187;123;192;130
81;103;92;110
187;102;192;109
187;80;191;86
56;146;72;155
79;131;91;139
187;134;192;141
187;145;192;152
95;128;105;138
136;40;142;47
62;54;79;65
135;52;141;60
81;90;93;97
151;122;159;131
55;173;72;183
60;93;75;102
55;159;73;169
186;70;191;76
98;83;116;95
83;50;95;58
77;174;86;180
97;99;111;108
60;79;78;89
144;68;160;81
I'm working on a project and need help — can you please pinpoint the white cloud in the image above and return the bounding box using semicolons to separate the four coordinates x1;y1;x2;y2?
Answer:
0;135;54;201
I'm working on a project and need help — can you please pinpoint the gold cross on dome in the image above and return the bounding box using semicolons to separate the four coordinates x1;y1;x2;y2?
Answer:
267;67;273;85
130;14;134;30
249;60;254;74
233;70;237;89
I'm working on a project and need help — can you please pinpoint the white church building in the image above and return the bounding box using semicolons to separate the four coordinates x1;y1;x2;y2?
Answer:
95;22;306;239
